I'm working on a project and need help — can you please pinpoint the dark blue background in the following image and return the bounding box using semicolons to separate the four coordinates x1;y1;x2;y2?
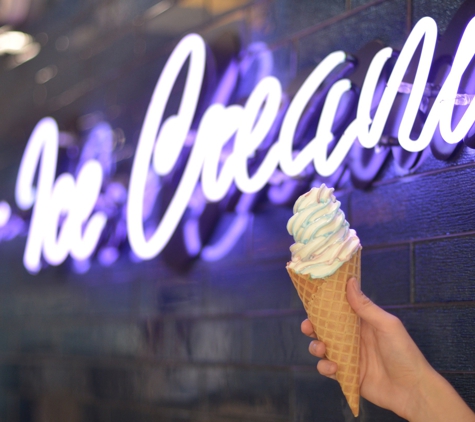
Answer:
0;0;472;421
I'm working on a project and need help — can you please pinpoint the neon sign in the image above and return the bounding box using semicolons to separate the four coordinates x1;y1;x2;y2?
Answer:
15;118;108;273
3;3;475;273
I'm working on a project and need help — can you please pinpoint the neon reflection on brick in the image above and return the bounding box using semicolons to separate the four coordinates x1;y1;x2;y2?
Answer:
7;14;475;273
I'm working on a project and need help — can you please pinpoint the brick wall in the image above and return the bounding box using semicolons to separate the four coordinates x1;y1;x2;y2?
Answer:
0;0;473;421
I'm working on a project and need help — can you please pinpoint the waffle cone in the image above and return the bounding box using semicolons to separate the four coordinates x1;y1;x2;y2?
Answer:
287;249;361;417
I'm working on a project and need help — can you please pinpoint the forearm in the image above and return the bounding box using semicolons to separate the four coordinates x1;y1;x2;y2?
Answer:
405;367;475;422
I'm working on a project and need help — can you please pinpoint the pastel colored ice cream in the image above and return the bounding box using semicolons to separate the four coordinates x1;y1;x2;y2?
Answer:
286;184;361;278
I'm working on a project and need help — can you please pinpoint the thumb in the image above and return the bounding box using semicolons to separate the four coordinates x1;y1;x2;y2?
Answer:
347;277;391;329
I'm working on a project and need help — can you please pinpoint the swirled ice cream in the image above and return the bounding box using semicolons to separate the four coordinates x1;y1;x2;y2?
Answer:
287;184;361;278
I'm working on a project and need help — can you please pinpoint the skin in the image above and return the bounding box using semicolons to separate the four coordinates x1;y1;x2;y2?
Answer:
302;277;475;422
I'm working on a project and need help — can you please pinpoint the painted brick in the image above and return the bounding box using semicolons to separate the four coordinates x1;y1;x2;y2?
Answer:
0;283;88;318
338;191;352;221
253;0;347;45
19;397;34;422
0;394;23;422
0;238;27;287
359;398;408;422
84;34;137;86
39;363;89;396
19;328;59;354
0;327;17;354
412;0;466;33
0;365;19;390
80;404;111;422
203;260;294;314
414;237;475;302
0;2;475;422
61;323;147;357
292;370;350;422
352;0;382;6
151;317;241;362
89;367;135;401
205;367;290;419
362;246;411;306
292;370;407;422
109;408;196;422
387;144;470;179
297;0;407;71
391;305;475;372
17;362;89;398
132;365;204;409
144;319;164;360
249;315;315;366
351;166;475;246
17;365;44;396
172;318;246;363
25;393;81;422
85;281;136;315
137;280;160;317
156;276;205;316
251;204;294;260
201;211;250;262
269;44;297;89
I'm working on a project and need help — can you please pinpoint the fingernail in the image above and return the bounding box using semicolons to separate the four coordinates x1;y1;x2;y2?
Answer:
311;342;317;353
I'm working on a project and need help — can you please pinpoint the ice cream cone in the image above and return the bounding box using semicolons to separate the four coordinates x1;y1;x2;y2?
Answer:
287;249;361;417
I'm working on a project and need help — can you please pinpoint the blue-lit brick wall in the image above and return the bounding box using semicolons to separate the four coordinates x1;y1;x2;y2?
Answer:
0;0;473;421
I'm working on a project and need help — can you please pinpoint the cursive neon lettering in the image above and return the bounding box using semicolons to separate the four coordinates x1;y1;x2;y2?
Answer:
356;47;393;148
437;16;475;143
396;17;438;151
278;51;347;177
16;118;58;273
358;17;438;152
201;103;244;202
314;79;355;176
10;10;475;271
127;33;206;260
234;76;281;193
15;118;107;273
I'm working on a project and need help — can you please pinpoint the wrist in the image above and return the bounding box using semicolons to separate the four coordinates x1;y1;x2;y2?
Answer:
404;367;475;422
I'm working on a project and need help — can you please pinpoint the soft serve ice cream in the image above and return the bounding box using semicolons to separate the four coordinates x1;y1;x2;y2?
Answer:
287;184;361;278
286;183;362;416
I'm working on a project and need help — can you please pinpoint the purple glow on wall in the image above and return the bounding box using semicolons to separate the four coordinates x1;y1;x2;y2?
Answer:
201;192;257;262
0;201;11;227
3;8;475;273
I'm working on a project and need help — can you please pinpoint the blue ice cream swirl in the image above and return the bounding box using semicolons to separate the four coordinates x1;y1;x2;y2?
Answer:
287;184;361;278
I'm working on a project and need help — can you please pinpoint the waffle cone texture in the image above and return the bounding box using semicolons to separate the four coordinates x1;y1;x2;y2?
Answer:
287;249;361;417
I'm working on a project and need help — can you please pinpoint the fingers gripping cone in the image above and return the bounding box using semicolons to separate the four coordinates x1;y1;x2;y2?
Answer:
287;249;361;417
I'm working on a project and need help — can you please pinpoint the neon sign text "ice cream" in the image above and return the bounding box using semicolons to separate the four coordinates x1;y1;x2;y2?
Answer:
14;15;475;272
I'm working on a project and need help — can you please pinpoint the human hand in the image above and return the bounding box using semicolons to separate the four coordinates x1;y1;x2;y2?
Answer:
302;277;475;421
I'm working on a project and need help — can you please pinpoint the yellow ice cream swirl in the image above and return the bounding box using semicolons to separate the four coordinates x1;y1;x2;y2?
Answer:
287;184;361;278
